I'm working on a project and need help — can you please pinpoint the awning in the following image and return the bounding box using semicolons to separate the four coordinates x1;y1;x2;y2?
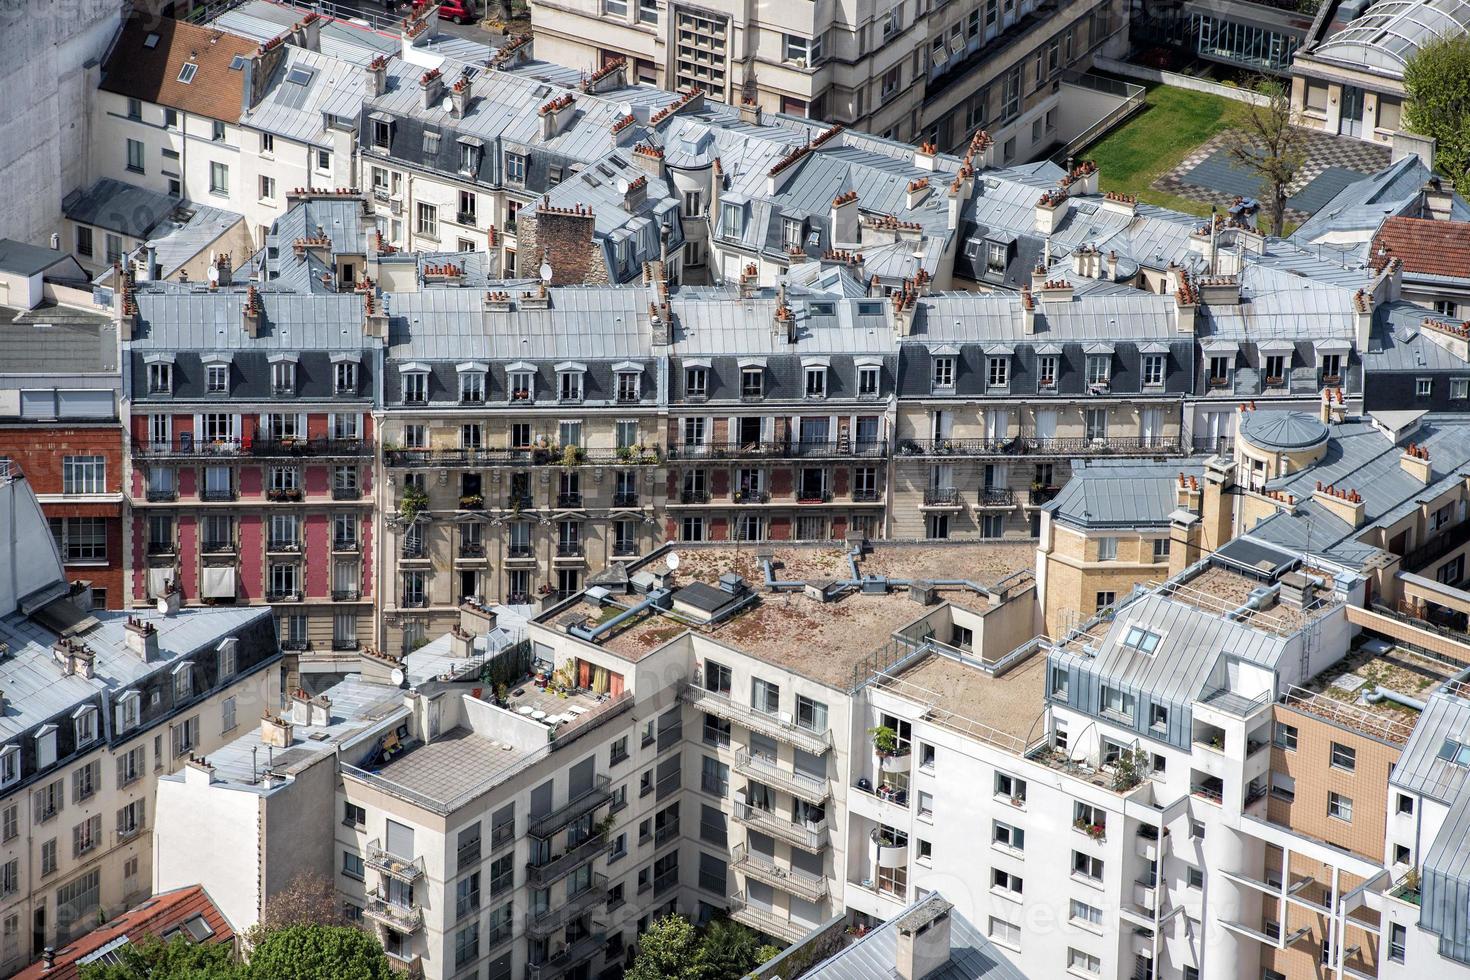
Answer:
146;567;174;598
201;565;237;599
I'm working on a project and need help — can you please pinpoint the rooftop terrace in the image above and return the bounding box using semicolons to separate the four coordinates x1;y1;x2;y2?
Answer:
874;646;1050;752
555;542;1037;689
1283;638;1461;744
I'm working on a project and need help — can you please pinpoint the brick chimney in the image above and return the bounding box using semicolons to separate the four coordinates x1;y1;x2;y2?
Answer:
912;140;938;172
895;896;954;980
214;252;232;287
1035;190;1067;235
449;625;475;660
124;617;160;661
242;285;262;338
293;12;321;51
539;93;575;139
1020;286;1036;335
582;58;626;95
623;174;648;212
450;75;472;119
1313;482;1366;529
1400;443;1432;484
366;55;387;97
419;68;444;111
632;143;666;181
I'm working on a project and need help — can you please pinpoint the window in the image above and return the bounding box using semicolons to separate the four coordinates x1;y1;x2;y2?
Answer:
63;456;106;494
752;678;780;715
126;139;144;173
782;217;804;249
1417;377;1433;398
991;868;1023;896
1275;722;1298;750
1153;538;1170;562
259;175;275;201
342;850;365;880
1071;851;1103;881
741;368;763;398
1328;792;1353;822
1050;665;1069;701
993;820;1025;851
1143;353;1165;386
221;696;236;733
932;356;955;389
720;201;744;238
784;32;822;64
989;917;1020;948
1398;793;1415;815
417;202;438;237
1096;591;1115;611
994;772;1026;804
402;372;428;404
805;366;827;398
505;152;526;183
1454;378;1469;400
1150;704;1169;730
859;365;880;396
1096;537;1117;561
1038;354;1058;388
50;517;106;562
1330;742;1356;772
1122;625;1160;654
1187;865;1204;888
177;62;198;83
209;161;229;195
558;370;584;402
796;695;828;733
685;367;708;399
1101;685;1134;721
1068;948;1100;975
1070;899;1102;929
988;356;1009;388
1389;922;1407;963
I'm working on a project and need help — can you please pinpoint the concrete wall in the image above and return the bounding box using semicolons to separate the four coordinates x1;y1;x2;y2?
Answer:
155;768;264;933
1091;57;1271;105
0;0;121;247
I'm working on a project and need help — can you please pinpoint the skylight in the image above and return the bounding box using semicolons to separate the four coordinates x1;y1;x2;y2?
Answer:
1437;738;1470;767
286;67;314;86
1122;625;1161;654
229;54;247;71
144;33;159;48
177;63;198;84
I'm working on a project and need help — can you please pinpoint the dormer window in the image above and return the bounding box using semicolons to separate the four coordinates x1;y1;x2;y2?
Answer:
616;368;642;402
1086;355;1110;387
460;370;486;403
459;140;480;175
859;365;880;397
782;217;804;249
177;62;198;84
557;363;586;403
402;368;429;405
686;366;708;401
505;152;526;183
35;725;57;769
986;242;1007;274
173;662;193;702
334;360;358;394
73;705;98;746
932;356;955;391
0;746;17;787
805;365;827;399
1144;354;1166;387
508;368;534;401
270;358;297;395
205;363;229;394
721;201;744;239
988;356;1009;390
218;639;238;678
372;118;392;150
116;690;141;732
147;361;173;394
741;368;763;399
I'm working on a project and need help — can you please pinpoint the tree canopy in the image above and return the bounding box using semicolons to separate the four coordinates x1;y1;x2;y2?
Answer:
1223;77;1306;236
1404;35;1470;197
627;915;775;980
77;923;390;980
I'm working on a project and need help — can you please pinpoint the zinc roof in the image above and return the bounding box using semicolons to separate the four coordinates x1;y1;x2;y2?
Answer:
386;286;656;359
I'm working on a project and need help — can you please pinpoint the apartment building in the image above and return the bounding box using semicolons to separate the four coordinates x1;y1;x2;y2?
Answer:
122;219;380;662
0;251;127;610
375;284;668;650
529;0;1125;157
663;291;895;546
0;466;280;973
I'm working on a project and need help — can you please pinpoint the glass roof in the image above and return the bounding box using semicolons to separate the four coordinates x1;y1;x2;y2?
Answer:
1315;0;1470;73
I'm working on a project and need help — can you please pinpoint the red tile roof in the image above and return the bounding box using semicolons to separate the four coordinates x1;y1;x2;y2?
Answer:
1370;216;1470;281
14;885;234;980
99;17;258;122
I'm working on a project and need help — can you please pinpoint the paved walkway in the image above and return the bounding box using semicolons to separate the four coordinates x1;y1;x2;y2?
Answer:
1155;126;1392;224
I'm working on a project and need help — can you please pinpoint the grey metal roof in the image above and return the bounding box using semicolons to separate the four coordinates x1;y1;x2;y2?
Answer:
1047;460;1208;528
0;240;69;277
64;179;180;238
800;894;1029;980
1363;302;1470;372
242;46;367;147
386;286;655;360
1392;688;1470;803
210;1;399;65
1239;410;1329;450
147;203;247;279
0;303;117;375
131;285;371;350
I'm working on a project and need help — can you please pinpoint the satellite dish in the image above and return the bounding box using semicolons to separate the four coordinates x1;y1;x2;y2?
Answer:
441;95;454;113
390;667;406;687
667;551;681;570
206;265;220;285
539;261;552;283
616;177;629;194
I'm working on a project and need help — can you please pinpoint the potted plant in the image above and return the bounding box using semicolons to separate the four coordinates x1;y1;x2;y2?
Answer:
868;725;900;758
1110;747;1150;792
400;483;430;521
459;493;484;510
561;445;585;466
616;445;634;462
494;682;509;707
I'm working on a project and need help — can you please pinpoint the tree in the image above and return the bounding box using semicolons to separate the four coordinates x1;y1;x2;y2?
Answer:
695;918;766;979
80;934;238;980
1404;35;1470;197
627;914;705;980
1224;78;1307;236
244;925;391;980
255;872;346;934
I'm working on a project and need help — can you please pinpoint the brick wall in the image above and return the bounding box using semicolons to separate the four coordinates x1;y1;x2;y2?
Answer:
517;206;610;285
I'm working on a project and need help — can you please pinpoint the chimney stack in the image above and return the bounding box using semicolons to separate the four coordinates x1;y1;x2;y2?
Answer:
539;93;575;140
894;896;954;980
450;75;472;119
419;68;443;111
214;252;232;287
830;191;859;246
242;285;262;338
367;55;387;97
124;617;160;661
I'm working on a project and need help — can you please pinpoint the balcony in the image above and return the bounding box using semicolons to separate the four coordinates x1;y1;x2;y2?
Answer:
364;892;423;933
523;874;608;936
333;589;362;602
1028;485;1060;506
556;492;584;509
333;485;362;501
920;487;961;509
1401;516;1470;572
333;537;360;553
612;541;639;558
897;435;1181;458
797;489;833;504
146;541;176;556
852;489;883;503
732;750;829;804
400;541;427;560
506;544;535;560
367;840;425;883
145;488;177;502
200;488;236;502
732;844;828;901
202;539;236;554
528;775;613;839
265;588;301;603
727;894;812;944
458;542;486;560
400;594;429;609
978;487;1016;507
612;491;639;507
266;488;304;503
527;833;611;889
668;440;887;460
680;490;711;504
385;446;662;469
732;803;828;853
267;539;302;555
556;541;584;558
682;687;833;756
280;638;311;652
506;492;535;510
457;210;478;226
525;931;606;980
732;489;770;505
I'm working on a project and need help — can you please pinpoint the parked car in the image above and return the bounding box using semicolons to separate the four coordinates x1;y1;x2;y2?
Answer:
414;0;477;23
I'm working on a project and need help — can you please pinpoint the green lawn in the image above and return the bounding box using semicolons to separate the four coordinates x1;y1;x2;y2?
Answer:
1082;85;1242;218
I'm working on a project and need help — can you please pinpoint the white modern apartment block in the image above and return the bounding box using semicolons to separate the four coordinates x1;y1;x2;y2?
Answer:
0;464;281;974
